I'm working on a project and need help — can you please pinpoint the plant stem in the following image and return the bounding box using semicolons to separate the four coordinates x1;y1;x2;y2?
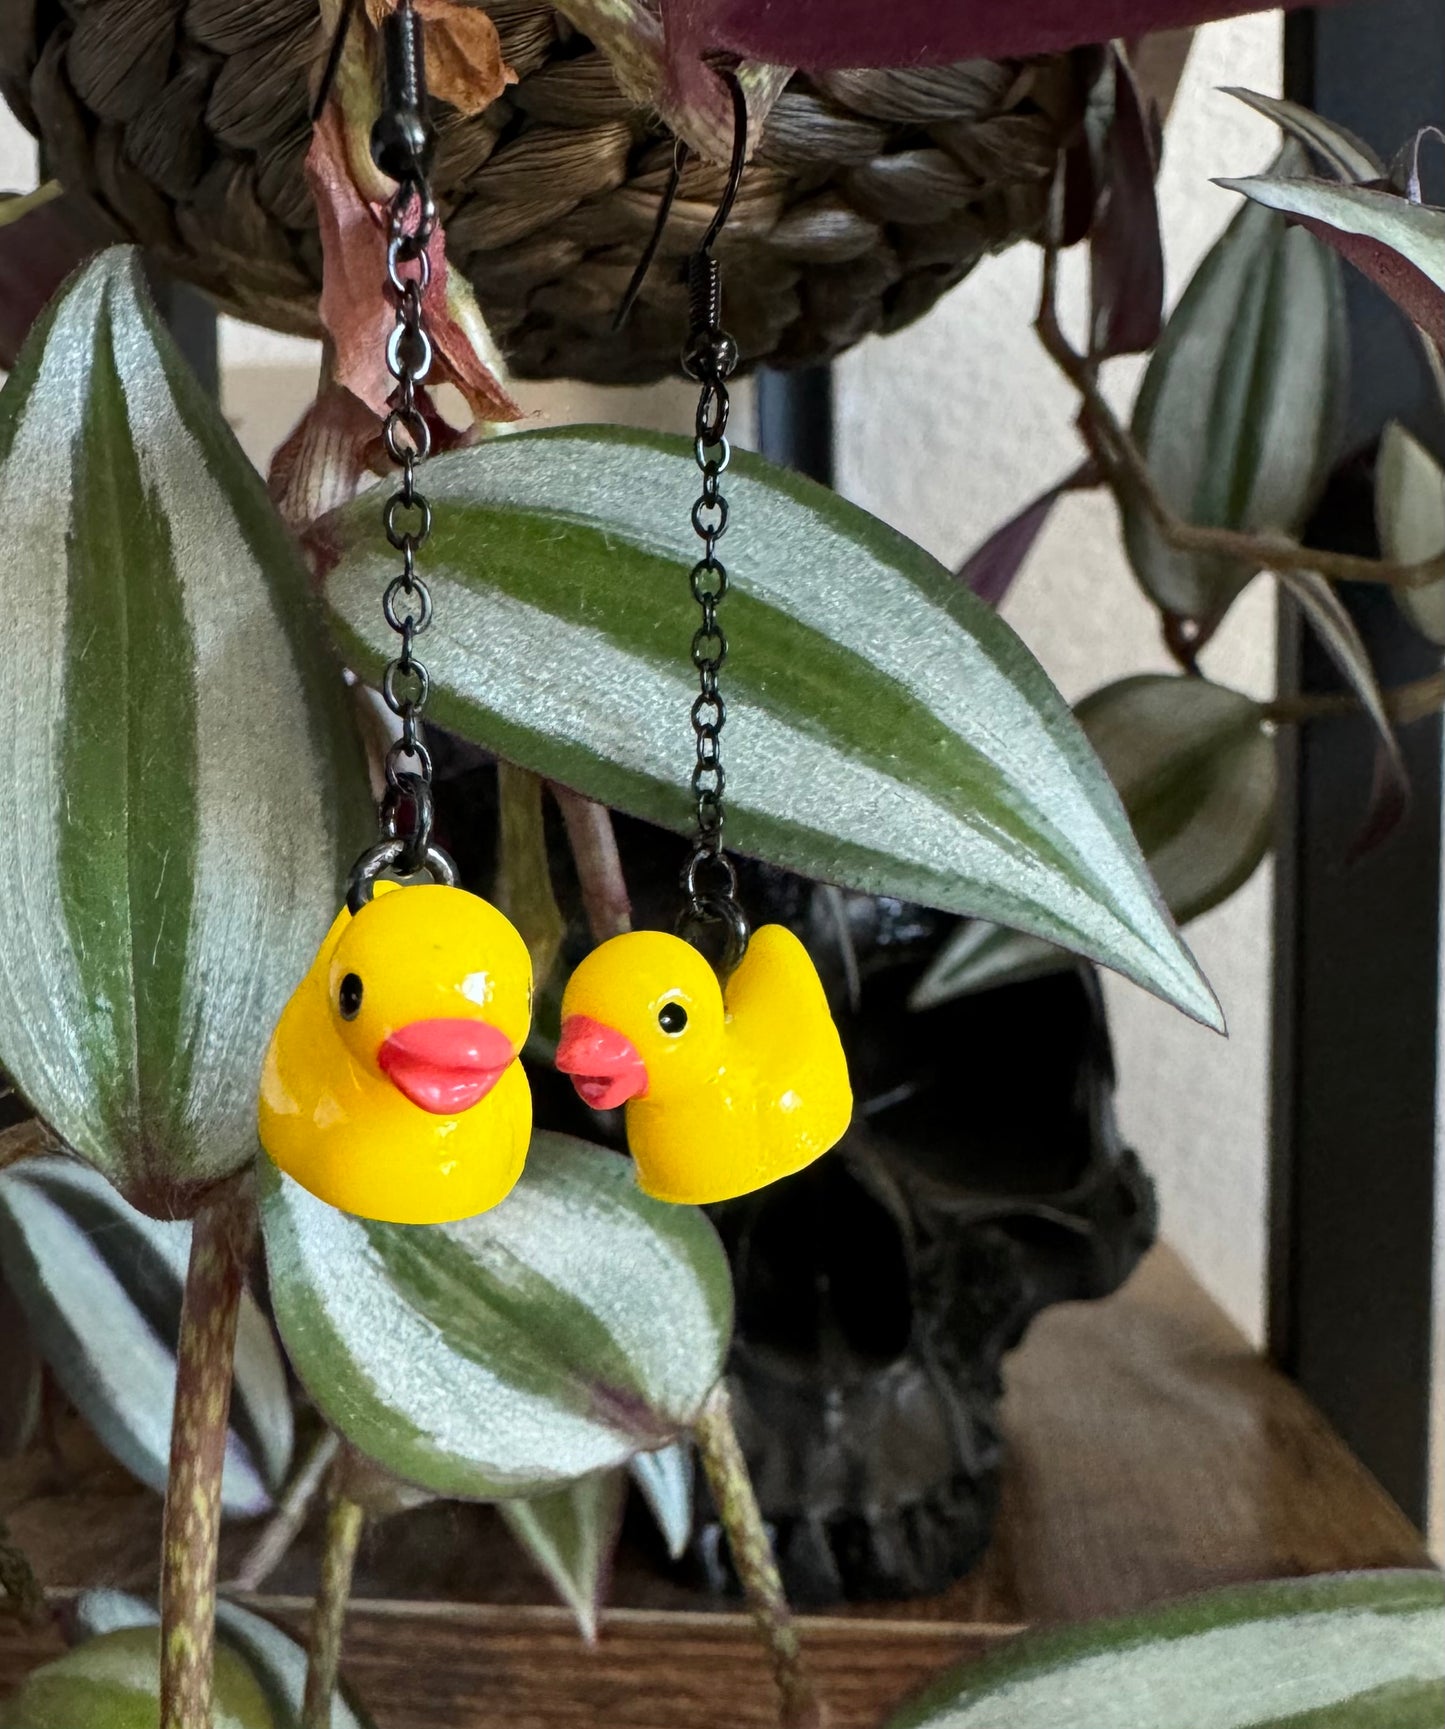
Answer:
302;1488;366;1729
160;1182;255;1729
1265;666;1445;728
553;786;633;940
496;763;567;988
694;1385;822;1729
1034;224;1445;594
229;1429;342;1594
0;1517;45;1624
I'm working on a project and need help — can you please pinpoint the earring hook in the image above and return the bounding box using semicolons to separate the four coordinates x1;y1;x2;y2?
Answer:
312;0;359;123
699;73;750;258
613;70;750;332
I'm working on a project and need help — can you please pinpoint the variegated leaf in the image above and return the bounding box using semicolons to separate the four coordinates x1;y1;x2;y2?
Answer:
0;1156;293;1517
0;1628;273;1729
0;247;371;1216
319;428;1219;1029
1126;146;1348;625
67;1591;376;1728
886;1571;1444;1729
215;1599;377;1729
913;676;1273;1008
1275;568;1406;848
500;1470;627;1641
1377;421;1445;645
1224;89;1385;183
1219;174;1445;343
260;1133;733;1500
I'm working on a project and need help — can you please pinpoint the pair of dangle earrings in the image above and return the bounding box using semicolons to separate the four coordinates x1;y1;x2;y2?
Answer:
258;5;851;1225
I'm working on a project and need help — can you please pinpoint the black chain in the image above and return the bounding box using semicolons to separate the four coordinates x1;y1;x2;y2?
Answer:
677;209;749;970
378;189;436;822
348;0;457;911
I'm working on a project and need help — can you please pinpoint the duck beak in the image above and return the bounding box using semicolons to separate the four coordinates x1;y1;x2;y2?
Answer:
378;1018;516;1115
556;1015;648;1111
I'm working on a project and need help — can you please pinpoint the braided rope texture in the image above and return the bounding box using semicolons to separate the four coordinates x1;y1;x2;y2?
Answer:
0;2;1085;384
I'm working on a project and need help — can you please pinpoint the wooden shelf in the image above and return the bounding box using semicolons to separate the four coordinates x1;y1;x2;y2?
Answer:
0;1246;1430;1727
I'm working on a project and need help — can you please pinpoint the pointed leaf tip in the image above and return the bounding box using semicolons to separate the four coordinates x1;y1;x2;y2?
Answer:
322;426;1221;1028
501;1470;627;1641
913;675;1268;1014
1219;174;1445;343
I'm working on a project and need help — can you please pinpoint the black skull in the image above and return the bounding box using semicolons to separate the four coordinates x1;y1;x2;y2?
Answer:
436;746;1157;1604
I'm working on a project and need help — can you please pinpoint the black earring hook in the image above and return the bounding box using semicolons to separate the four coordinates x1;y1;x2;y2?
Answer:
312;0;358;123
613;70;750;332
698;73;750;258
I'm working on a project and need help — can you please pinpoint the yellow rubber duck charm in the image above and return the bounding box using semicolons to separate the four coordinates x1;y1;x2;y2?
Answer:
259;882;532;1224
555;925;851;1204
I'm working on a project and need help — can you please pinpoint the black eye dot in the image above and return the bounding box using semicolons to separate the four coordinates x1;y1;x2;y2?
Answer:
658;1001;688;1035
339;973;364;1021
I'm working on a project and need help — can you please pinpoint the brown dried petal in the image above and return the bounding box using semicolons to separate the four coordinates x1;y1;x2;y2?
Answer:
367;0;517;117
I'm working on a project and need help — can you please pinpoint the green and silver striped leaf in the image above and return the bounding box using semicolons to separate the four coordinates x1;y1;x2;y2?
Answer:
318;427;1219;1029
0;247;370;1215
913;675;1273;1008
0;1627;274;1729
1219;174;1445;342
0;1156;293;1517
260;1132;733;1500
886;1571;1445;1729
500;1469;627;1641
66;1591;374;1729
1125;145;1347;626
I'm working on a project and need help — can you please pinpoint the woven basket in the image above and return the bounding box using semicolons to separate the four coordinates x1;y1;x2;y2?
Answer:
0;2;1086;384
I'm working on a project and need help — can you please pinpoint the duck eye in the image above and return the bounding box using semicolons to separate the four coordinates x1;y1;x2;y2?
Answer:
658;1001;688;1035
339;973;364;1021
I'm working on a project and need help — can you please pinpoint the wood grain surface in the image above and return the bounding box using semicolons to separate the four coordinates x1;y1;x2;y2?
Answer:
1;1245;1432;1728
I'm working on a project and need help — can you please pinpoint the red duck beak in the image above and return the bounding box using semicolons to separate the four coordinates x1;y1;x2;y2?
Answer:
378;1018;516;1115
556;1015;648;1111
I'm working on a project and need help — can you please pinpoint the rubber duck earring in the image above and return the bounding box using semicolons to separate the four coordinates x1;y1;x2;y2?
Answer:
555;79;852;1205
259;1;532;1225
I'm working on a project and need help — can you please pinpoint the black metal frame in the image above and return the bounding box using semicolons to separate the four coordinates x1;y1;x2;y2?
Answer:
756;367;835;487
1270;0;1445;1529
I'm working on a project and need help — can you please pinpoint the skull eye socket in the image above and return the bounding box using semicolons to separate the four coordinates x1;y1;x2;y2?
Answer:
339;973;364;1021
658;1001;688;1035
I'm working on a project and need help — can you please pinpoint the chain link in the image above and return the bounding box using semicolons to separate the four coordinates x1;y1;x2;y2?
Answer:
678;259;747;965
348;0;455;905
370;172;440;875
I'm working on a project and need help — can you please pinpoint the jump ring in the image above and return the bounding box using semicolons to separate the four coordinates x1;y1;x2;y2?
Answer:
347;838;458;914
387;319;434;385
383;575;433;633
694;433;731;472
383;660;431;715
691;495;729;538
385;735;434;786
